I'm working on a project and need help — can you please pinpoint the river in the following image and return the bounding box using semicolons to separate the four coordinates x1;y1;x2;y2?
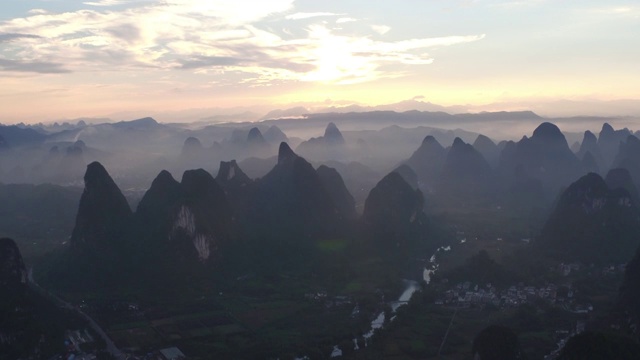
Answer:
330;245;451;357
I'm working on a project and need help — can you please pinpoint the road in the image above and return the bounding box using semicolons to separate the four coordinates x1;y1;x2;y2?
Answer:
28;269;125;360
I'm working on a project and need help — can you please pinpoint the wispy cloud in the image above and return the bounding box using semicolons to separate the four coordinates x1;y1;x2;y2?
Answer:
371;25;391;35
0;0;485;83
587;5;640;16
0;33;41;42
299;25;484;84
0;58;70;73
285;12;343;20
490;0;548;9
83;0;155;6
336;17;357;24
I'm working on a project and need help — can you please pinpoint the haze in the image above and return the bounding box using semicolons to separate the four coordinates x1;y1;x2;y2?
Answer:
2;0;640;123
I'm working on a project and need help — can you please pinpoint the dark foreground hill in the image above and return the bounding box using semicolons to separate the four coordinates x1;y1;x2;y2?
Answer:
1;238;86;359
538;172;640;264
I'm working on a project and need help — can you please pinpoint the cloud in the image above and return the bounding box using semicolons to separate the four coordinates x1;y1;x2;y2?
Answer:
490;0;548;9
299;25;484;84
0;33;41;42
104;23;142;44
83;0;152;6
285;12;343;20
371;25;391;35
336;17;357;24
587;6;640;16
177;56;245;69
0;58;70;74
0;0;485;84
27;9;48;15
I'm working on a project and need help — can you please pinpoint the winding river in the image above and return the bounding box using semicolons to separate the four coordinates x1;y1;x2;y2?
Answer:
330;245;451;357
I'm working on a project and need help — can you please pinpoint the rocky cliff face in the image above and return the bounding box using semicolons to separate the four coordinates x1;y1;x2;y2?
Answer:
70;162;132;254
215;160;255;216
135;168;233;263
217;160;252;186
176;169;233;261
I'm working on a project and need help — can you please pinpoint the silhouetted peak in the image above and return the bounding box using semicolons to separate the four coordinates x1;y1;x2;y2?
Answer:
447;138;485;160
363;171;424;231
532;122;565;142
583;130;597;145
137;117;157;124
601;122;614;135
130;117;157;126
84;161;112;187
151;170;179;190
184;136;203;149
49;145;59;154
422;135;439;145
136;170;181;215
473;134;496;148
74;140;86;149
180;168;217;195
181;137;204;158
501;140;516;153
113;117;159;129
263;125;288;143
579;131;601;160
72;162;132;252
278;142;297;164
324;122;345;144
0;237;27;288
405;135;446;185
451;137;466;148
247;127;266;144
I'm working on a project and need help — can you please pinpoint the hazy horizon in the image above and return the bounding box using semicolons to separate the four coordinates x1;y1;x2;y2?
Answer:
2;0;640;123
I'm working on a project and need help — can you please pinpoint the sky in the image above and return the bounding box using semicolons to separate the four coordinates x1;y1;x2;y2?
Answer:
1;0;639;123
